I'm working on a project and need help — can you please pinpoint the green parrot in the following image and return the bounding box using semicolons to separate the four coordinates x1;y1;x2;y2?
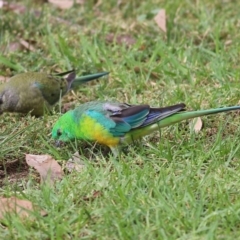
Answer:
0;70;108;116
52;101;240;155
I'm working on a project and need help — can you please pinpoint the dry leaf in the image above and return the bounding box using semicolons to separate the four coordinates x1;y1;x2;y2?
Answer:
0;76;9;83
62;102;75;113
83;190;102;201
8;41;22;52
48;0;74;9
154;9;166;33
2;38;36;52
76;0;85;4
134;67;160;79
26;154;64;185
190;117;203;133
106;34;136;47
0;197;47;219
225;39;232;46
19;39;36;52
66;151;85;172
0;1;5;8
2;2;26;14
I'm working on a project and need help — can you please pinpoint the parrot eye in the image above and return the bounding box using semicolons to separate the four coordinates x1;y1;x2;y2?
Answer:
57;129;62;137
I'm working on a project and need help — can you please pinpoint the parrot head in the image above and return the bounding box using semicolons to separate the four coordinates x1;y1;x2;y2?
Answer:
52;111;76;143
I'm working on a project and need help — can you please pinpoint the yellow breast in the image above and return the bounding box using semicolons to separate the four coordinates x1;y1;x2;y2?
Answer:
78;115;119;147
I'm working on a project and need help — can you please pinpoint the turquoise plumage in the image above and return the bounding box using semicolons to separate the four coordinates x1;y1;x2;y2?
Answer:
52;101;240;155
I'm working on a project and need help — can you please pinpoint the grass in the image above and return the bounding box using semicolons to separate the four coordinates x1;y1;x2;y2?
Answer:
1;0;240;238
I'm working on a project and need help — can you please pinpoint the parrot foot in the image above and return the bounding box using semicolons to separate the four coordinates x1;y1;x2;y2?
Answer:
110;146;121;158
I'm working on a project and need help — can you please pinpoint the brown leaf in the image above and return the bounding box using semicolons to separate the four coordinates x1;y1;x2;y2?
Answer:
26;154;64;185
134;67;160;79
62;102;75;113
0;41;34;54
19;39;36;52
133;66;141;73
225;39;232;46
48;0;74;9
106;34;136;47
8;42;22;52
154;9;167;33
0;76;9;83
66;151;85;172
2;2;26;14
190;117;203;133
83;190;102;202
0;1;5;8
0;197;47;219
76;0;85;4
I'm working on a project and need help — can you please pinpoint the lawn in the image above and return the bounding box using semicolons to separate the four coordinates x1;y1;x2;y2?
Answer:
1;0;240;239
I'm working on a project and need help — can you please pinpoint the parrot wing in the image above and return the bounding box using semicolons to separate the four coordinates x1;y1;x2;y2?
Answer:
84;108;132;137
83;102;186;137
108;102;185;128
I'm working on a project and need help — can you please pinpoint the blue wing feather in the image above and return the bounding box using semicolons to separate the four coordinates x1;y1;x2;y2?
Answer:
121;109;149;128
110;118;132;136
141;105;185;127
111;105;150;129
75;101;186;138
85;110;131;137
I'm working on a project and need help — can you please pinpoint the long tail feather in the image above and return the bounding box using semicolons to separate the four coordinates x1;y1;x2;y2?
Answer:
71;72;109;88
123;106;240;144
55;69;75;77
142;103;186;127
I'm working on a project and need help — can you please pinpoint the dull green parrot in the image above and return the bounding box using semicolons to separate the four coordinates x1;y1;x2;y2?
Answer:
51;101;240;155
0;70;108;116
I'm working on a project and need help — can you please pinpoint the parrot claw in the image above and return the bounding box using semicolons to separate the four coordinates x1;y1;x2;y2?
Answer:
110;146;121;158
55;140;63;147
